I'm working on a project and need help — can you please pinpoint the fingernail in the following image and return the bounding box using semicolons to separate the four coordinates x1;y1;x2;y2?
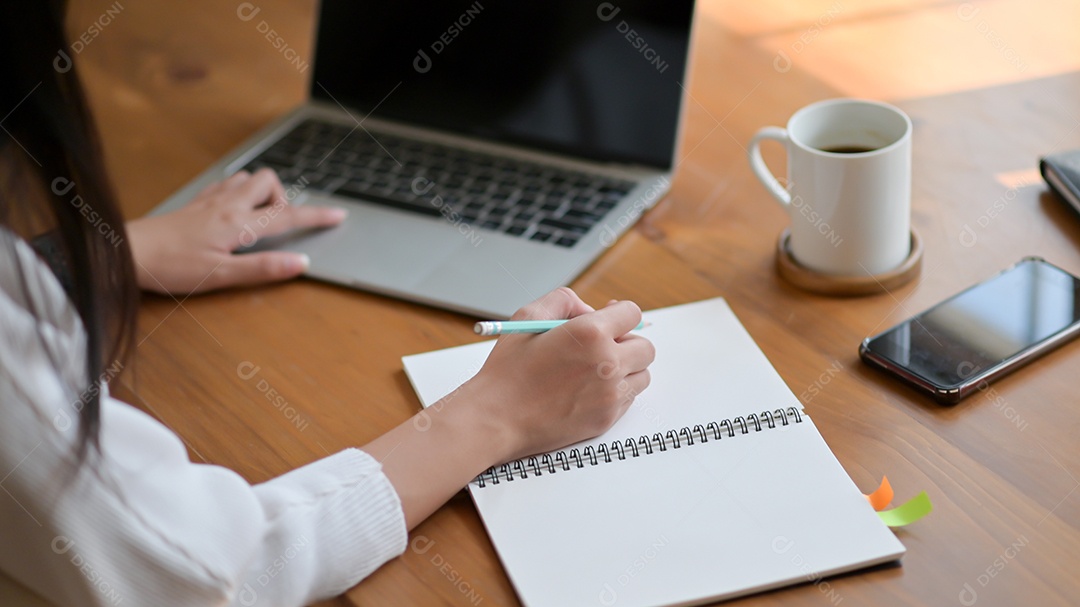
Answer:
328;208;348;221
289;253;311;272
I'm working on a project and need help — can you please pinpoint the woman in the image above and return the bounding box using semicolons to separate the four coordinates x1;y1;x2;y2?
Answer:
0;3;654;605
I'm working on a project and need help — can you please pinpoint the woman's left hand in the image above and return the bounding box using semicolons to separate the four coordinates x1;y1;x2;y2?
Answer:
127;169;346;295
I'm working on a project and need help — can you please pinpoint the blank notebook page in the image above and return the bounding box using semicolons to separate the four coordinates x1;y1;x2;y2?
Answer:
403;298;905;607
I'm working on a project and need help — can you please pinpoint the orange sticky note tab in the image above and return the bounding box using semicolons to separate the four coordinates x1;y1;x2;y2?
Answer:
864;476;894;511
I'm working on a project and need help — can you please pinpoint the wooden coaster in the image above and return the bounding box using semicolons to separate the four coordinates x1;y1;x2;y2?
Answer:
775;229;923;296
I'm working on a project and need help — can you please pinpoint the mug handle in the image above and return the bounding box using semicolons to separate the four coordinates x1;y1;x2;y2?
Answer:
748;126;791;207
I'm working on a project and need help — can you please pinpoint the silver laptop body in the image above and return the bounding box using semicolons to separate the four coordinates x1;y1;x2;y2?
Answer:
152;1;697;318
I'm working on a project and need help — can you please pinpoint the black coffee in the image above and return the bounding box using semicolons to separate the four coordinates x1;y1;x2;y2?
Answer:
820;145;875;154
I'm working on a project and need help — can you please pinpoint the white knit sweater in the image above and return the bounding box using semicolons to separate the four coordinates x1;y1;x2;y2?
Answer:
0;230;407;606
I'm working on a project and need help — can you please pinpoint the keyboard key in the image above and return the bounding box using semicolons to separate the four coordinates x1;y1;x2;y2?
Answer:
563;209;603;222
333;185;441;217
555;236;579;247
261;149;296;165
306;174;343;191
539;218;590;234
276;167;303;182
323;161;350;175
247;119;631;232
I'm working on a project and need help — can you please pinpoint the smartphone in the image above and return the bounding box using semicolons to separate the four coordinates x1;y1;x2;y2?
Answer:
859;257;1080;403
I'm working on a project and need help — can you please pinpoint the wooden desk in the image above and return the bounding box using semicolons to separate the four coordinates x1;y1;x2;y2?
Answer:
72;0;1080;605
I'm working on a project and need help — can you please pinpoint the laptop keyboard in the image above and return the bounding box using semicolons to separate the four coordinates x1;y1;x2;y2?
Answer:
241;119;637;248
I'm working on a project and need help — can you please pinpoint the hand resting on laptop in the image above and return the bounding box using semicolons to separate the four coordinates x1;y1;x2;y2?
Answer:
127;168;346;295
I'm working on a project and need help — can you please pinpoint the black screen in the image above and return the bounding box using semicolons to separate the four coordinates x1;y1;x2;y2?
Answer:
311;0;694;169
865;259;1080;388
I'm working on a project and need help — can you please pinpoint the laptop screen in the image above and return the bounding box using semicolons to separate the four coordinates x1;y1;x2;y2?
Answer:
311;0;695;170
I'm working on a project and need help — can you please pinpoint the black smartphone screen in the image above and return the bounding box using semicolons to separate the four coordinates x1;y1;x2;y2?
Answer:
863;259;1080;389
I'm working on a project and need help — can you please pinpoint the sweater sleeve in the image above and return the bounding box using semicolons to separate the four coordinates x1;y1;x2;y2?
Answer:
0;235;408;607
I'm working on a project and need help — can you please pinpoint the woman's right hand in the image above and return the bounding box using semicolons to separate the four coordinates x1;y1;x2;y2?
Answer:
458;287;656;462
363;287;654;530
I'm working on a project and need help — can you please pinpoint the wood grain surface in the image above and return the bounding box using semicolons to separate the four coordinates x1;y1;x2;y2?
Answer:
69;1;1080;605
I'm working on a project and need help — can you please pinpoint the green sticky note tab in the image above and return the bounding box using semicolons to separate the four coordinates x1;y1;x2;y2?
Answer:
877;491;932;527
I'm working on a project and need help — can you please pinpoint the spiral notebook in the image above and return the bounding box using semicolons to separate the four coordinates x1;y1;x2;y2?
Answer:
403;298;905;607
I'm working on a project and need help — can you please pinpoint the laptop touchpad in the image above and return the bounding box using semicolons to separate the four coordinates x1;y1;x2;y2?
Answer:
249;196;461;289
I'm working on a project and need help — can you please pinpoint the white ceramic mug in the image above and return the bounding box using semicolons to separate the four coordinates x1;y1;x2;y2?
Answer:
748;98;912;276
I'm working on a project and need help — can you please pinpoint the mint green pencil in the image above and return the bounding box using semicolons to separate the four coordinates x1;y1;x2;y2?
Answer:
473;319;649;336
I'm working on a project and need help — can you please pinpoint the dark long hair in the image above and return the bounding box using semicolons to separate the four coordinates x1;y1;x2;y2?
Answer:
0;1;138;459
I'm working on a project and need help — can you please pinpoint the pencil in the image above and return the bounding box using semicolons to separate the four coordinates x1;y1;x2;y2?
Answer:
474;319;649;336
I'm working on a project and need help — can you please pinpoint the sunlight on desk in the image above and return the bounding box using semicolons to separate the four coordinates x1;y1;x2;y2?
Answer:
706;0;1080;100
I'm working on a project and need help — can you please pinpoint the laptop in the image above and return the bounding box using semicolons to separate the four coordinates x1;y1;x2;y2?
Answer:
152;0;697;318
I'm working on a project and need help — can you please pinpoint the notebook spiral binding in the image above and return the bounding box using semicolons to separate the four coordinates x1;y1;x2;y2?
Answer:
472;407;803;488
